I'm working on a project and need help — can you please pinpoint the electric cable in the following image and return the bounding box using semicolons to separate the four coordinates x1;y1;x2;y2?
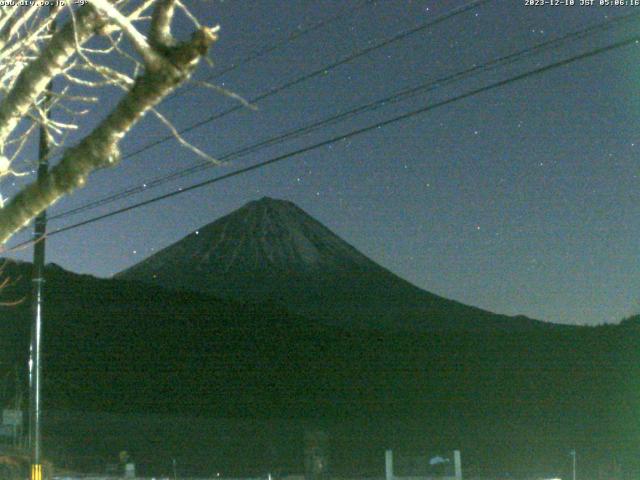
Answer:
11;31;637;249
164;0;376;102
48;9;640;222
87;0;492;162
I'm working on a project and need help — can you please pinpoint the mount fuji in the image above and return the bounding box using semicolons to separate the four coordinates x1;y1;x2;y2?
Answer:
117;197;548;331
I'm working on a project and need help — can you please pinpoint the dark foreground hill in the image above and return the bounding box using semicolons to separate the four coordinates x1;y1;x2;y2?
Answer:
0;260;638;477
117;197;548;332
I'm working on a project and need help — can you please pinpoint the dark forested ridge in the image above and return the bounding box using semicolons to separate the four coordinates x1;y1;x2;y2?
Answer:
0;259;638;477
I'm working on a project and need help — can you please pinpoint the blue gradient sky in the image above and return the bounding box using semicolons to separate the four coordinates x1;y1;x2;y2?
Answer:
5;0;640;325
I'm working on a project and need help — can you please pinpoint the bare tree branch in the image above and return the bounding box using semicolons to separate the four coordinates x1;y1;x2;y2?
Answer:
0;5;103;152
0;0;224;246
0;25;219;244
150;0;176;48
88;0;166;69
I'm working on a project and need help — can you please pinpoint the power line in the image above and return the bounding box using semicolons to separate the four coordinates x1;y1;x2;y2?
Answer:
12;0;491;239
95;0;492;161
165;0;375;102
16;31;639;248
42;0;489;170
48;10;640;222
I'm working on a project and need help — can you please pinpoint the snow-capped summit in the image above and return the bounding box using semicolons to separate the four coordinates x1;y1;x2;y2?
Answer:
187;196;375;272
119;196;377;277
117;197;546;331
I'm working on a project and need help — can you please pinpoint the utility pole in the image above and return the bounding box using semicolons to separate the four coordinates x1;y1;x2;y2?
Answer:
29;105;49;480
385;449;393;480
29;54;53;480
570;449;576;480
453;450;462;480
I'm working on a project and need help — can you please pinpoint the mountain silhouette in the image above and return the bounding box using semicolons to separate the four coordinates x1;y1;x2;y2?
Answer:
117;197;548;331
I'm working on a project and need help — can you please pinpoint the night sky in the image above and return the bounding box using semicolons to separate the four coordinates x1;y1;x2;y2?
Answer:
4;0;640;326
